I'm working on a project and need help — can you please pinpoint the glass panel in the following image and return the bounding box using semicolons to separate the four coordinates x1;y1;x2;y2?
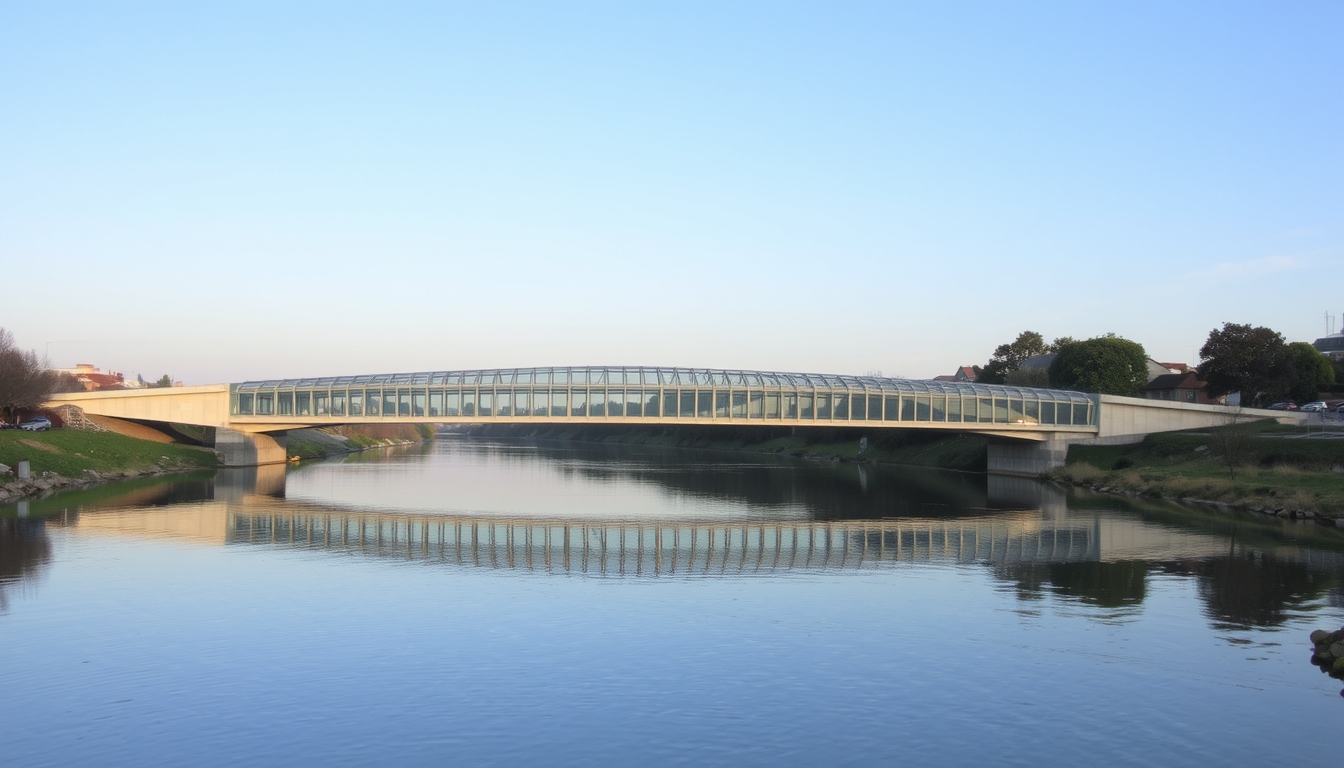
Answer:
399;390;412;417
365;390;380;417
851;394;866;420
800;393;814;419
681;391;695;418
979;397;993;423
749;391;764;419
478;391;494;417
1040;401;1055;424
1024;400;1039;424
816;393;831;420
552;370;568;385
644;390;659;417
460;391;475;417
785;394;797;418
551;390;567;416
931;395;945;422
497;390;512;417
713;391;728;418
1074;403;1090;426
499;372;514;385
535;371;550;385
946;396;960;422
255;392;273;416
278;392;294;416
515;371;532;385
993;398;1008;423
314;391;329;416
297;392;312;416
382;391;396;418
532;390;548;416
513;389;529;416
1009;399;1024;423
885;395;899;421
868;394;882;421
764;393;779;418
625;390;642;418
348;391;362;417
916;395;930;421
412;391;426;417
237;393;254;415
589;390;605;417
429;391;443;417
664;391;677;417
445;391;460;417
608;371;625;386
901;396;915;421
730;391;746;418
834;393;849;420
698;390;713;418
607;390;623;417
571;389;587;417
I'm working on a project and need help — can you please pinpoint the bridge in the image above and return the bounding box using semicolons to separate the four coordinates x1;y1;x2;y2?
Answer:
46;365;1301;473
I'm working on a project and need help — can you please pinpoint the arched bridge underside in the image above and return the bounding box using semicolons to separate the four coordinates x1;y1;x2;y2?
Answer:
47;366;1301;473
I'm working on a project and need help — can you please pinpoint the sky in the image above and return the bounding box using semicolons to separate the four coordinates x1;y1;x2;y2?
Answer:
2;2;1340;384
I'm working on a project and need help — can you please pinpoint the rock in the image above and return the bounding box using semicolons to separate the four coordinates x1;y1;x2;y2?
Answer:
1331;642;1344;659
1335;657;1344;673
1312;630;1332;644
0;463;9;474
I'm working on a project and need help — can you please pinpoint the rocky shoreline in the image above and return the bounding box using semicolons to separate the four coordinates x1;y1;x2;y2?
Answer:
1054;479;1343;527
0;463;207;506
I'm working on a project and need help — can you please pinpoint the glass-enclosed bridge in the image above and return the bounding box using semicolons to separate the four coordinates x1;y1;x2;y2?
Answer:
51;366;1290;472
230;366;1099;432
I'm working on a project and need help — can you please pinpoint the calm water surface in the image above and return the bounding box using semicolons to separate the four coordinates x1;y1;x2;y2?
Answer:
3;438;1343;766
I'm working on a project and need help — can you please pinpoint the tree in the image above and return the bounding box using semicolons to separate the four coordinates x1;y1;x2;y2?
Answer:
1047;335;1148;395
0;328;59;422
1286;341;1335;404
151;375;173;388
978;331;1048;384
1196;323;1292;406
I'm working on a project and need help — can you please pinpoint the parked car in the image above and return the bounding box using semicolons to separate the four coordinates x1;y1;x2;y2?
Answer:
1265;401;1298;411
1300;401;1329;412
18;416;52;431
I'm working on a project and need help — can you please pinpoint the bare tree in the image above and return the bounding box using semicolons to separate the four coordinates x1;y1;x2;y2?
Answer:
1213;406;1257;479
0;328;60;422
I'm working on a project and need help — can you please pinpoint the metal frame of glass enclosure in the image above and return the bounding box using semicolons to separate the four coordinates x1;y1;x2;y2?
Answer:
230;367;1098;428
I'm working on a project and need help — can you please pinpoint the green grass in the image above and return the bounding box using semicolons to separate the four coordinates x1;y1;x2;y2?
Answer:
1054;423;1344;515
0;429;219;478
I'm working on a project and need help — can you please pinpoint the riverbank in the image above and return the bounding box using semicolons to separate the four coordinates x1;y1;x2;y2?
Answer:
1046;422;1344;522
0;429;220;504
460;423;989;471
286;424;435;460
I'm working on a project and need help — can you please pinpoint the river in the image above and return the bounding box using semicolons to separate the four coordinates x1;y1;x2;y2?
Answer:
2;438;1342;766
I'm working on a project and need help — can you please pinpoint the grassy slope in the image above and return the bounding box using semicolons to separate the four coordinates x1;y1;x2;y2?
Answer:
1054;422;1344;515
0;429;219;478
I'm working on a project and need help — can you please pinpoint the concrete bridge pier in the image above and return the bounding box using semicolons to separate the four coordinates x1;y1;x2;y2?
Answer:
214;428;288;467
986;437;1073;477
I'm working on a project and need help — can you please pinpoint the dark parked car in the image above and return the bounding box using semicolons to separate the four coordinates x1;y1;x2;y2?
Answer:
1265;402;1298;411
18;416;52;431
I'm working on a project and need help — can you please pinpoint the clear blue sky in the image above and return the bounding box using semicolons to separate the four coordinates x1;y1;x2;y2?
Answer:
3;2;1340;383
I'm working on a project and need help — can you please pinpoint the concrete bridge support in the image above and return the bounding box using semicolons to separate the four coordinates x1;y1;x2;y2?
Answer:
987;438;1073;477
213;428;288;467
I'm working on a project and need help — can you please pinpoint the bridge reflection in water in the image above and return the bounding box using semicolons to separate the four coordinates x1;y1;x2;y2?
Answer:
226;509;1109;576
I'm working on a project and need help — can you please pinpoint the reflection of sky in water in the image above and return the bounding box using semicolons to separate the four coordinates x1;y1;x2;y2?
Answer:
3;440;1344;765
283;439;979;521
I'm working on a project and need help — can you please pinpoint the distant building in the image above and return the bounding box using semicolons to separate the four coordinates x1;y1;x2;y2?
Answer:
932;366;977;383
1144;372;1216;404
1313;332;1344;361
54;363;127;391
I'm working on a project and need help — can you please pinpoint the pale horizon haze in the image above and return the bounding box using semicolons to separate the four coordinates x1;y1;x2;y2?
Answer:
3;2;1340;384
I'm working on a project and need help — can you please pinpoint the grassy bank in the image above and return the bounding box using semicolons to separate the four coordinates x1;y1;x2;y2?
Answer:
286;424;435;460
0;429;219;479
1049;422;1344;517
465;424;988;471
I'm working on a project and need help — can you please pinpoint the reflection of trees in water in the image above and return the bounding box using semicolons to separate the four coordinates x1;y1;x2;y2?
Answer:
443;439;991;520
996;561;1147;609
0;518;52;612
1188;552;1334;630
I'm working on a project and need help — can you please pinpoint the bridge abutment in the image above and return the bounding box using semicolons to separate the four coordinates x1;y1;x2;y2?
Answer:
213;428;288;467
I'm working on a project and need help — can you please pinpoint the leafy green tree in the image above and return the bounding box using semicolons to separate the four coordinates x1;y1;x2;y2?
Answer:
978;331;1047;384
152;374;173;388
1286;341;1335;403
1196;323;1292;405
1047;335;1148;395
1048;337;1076;352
